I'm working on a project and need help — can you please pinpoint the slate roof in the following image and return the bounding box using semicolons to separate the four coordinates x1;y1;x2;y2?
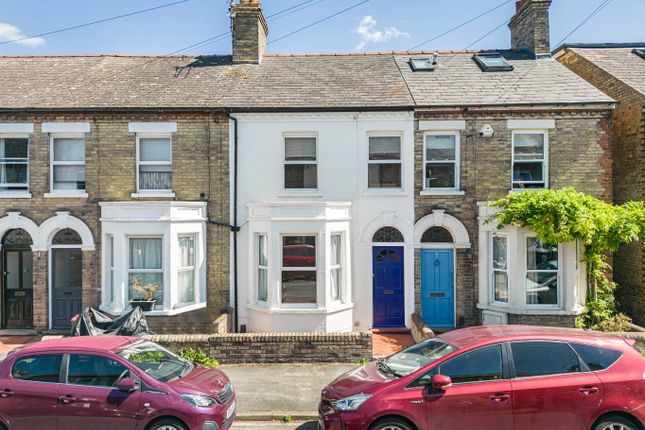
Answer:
560;44;645;96
0;50;613;111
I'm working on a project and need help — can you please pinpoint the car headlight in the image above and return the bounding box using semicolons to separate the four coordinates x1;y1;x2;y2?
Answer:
331;394;372;411
181;394;218;407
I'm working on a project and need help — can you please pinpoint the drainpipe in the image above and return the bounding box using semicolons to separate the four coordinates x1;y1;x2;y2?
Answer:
229;113;240;332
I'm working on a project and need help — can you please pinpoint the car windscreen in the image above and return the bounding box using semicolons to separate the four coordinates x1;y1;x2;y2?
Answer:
117;340;193;382
385;337;458;377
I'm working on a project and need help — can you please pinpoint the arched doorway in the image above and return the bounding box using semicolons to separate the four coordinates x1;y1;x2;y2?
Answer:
50;229;83;330
420;226;455;328
2;228;33;329
372;226;405;328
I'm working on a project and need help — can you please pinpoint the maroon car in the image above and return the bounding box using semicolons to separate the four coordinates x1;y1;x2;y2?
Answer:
0;336;235;430
320;325;645;430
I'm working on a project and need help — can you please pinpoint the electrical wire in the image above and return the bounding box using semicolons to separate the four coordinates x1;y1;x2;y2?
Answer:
0;0;193;46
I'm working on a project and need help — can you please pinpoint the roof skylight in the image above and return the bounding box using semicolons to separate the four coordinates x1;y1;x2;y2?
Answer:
409;58;434;72
473;53;514;72
633;48;645;60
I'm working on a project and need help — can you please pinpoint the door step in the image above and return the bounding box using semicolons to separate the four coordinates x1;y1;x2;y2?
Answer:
371;328;411;334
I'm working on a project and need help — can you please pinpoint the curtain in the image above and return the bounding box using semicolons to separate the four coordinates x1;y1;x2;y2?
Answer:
369;136;401;160
54;165;85;189
140;138;171;162
285;137;316;161
139;166;172;190
54;138;85;161
129;238;162;269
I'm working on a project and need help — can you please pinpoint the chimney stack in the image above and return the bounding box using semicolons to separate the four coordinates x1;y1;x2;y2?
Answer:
230;0;268;64
509;0;552;56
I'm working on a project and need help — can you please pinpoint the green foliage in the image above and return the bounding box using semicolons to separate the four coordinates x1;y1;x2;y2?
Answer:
356;357;370;366
490;188;645;330
179;347;220;368
282;415;293;424
129;351;165;363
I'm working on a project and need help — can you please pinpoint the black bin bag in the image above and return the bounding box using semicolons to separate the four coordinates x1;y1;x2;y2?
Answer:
70;307;150;337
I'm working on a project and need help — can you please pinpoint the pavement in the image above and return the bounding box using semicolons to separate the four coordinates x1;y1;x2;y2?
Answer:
0;336;39;359
221;363;356;417
233;421;318;430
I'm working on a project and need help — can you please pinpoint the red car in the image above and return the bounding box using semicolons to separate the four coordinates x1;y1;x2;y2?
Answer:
320;325;645;430
0;336;235;430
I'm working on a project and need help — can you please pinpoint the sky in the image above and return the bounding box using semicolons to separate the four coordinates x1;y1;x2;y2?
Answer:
0;0;643;56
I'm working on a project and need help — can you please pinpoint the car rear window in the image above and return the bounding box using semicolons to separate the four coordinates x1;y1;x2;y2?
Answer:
571;343;622;371
511;341;581;377
12;354;62;383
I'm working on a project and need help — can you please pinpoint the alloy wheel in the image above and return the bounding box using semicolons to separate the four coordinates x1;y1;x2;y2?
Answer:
156;426;181;430
599;424;633;430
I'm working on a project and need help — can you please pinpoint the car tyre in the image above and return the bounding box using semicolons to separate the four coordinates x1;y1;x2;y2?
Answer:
593;415;641;430
371;417;415;430
147;418;188;430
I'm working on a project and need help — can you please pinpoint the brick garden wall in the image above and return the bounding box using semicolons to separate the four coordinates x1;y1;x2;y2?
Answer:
414;108;613;328
0;112;230;333
146;331;373;364
557;50;645;326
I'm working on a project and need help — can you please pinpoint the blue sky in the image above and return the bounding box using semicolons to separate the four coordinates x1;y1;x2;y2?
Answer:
0;0;643;56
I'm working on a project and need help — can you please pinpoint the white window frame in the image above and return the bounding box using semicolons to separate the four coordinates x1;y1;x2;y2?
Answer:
283;133;318;191
127;236;165;308
330;233;343;303
524;235;562;309
257;234;269;304
0;134;30;195
176;234;197;308
511;130;549;190
48;134;86;196
367;132;403;190
423;131;460;192
135;134;173;195
280;234;317;308
490;233;509;306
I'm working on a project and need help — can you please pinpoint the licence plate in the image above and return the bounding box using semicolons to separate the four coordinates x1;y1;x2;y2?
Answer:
226;401;236;419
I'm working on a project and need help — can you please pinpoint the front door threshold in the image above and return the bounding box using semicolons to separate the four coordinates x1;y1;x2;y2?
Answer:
371;327;411;334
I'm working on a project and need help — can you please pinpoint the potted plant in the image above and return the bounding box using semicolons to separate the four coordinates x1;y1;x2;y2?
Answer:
129;279;159;312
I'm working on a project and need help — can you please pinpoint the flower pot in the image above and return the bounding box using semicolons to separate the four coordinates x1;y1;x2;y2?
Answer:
129;300;156;312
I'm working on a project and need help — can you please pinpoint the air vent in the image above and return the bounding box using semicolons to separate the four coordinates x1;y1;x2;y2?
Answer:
473;53;514;72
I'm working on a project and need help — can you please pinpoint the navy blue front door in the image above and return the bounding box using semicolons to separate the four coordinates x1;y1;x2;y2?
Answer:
421;249;455;328
372;246;405;328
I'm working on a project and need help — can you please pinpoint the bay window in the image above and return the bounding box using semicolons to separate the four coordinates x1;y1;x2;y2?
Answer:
137;136;172;192
330;234;342;301
177;236;196;307
51;136;85;192
0;137;29;192
526;237;559;306
281;236;317;304
257;234;268;303
491;235;509;304
284;137;317;189
424;132;459;190
368;136;401;188
512;131;547;189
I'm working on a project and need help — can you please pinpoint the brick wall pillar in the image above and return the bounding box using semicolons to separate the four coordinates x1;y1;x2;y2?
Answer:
32;250;48;331
82;250;98;310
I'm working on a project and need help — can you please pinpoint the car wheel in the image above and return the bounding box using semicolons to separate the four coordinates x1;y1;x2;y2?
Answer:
594;415;640;430
371;417;415;430
147;418;188;430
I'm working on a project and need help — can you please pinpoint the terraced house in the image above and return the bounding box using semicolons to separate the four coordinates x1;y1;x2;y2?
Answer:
0;0;619;335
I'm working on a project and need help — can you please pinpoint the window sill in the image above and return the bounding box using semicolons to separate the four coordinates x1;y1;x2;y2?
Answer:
477;303;582;316
44;192;89;199
247;302;353;315
277;190;322;198
363;189;408;197
508;188;546;194
100;302;206;316
0;192;31;199
131;192;176;198
420;190;465;196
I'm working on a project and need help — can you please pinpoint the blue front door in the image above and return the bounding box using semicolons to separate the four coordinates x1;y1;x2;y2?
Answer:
421;249;454;328
372;246;405;328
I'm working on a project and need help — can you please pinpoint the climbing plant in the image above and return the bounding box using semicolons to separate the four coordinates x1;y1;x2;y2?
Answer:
489;188;645;331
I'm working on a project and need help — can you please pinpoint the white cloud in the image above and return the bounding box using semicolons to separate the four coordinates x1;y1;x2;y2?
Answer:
0;23;45;47
354;15;409;51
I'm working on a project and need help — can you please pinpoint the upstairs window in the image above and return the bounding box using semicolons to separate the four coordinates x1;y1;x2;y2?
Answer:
368;136;402;189
51;136;85;192
473;53;514;72
284;137;317;189
512;131;547;189
137;136;172;192
0;137;29;192
424;132;459;190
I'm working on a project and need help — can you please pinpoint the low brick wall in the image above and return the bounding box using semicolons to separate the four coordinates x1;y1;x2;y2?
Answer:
613;331;645;355
411;313;434;343
146;331;373;364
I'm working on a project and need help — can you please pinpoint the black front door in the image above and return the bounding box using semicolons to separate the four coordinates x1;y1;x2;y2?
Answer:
51;248;82;330
3;249;34;328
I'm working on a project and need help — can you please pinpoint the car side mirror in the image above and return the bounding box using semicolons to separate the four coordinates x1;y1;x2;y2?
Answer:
431;374;452;391
117;378;138;392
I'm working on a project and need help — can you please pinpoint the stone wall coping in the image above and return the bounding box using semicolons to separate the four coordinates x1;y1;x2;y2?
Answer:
145;331;371;343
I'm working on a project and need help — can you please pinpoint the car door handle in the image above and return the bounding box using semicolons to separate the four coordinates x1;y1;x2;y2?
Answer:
58;395;76;404
579;386;599;395
1;389;13;398
489;393;510;402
